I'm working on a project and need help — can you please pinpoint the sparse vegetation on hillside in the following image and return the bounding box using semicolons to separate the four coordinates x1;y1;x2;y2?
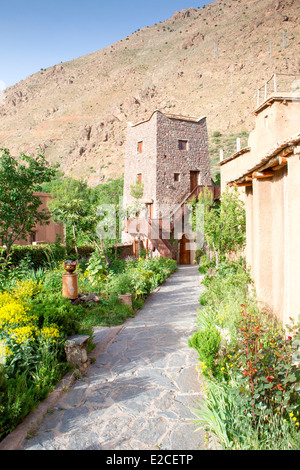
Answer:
209;130;249;179
0;0;299;184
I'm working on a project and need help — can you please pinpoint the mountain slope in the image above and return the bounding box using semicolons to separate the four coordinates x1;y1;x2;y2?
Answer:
0;0;299;184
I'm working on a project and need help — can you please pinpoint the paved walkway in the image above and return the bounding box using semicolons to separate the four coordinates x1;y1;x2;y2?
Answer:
20;265;207;450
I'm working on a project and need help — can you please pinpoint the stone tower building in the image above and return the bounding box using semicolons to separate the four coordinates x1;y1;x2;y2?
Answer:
122;110;218;263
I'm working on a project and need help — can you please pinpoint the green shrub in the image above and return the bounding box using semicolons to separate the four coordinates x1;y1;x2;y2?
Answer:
189;325;221;376
85;249;108;285
0;243;67;270
190;258;300;449
30;292;85;338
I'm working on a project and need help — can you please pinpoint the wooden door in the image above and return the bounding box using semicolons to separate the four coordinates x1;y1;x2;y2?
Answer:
148;203;153;220
179;234;190;265
190;171;199;192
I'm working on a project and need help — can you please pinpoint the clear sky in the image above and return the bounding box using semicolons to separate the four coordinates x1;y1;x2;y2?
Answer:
0;0;210;89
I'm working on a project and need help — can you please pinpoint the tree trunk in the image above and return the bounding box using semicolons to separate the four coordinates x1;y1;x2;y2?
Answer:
72;225;78;257
212;241;219;267
63;223;67;246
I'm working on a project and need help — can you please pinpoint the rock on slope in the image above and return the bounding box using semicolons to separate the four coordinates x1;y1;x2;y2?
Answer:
0;0;299;184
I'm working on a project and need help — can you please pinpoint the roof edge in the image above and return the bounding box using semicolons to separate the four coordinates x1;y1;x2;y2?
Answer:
127;110;206;128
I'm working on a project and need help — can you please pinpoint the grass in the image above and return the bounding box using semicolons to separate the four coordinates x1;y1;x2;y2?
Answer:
0;253;177;441
79;295;145;329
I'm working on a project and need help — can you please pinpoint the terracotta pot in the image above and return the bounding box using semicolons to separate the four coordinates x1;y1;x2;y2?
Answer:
64;260;77;273
62;273;78;299
118;293;132;306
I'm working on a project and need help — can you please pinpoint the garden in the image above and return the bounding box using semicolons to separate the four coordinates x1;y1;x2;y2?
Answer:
0;149;177;441
0;244;177;441
189;189;300;450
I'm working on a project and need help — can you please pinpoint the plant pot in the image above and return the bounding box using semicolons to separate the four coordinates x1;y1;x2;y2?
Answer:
118;293;132;306
64;260;77;273
62;273;78;299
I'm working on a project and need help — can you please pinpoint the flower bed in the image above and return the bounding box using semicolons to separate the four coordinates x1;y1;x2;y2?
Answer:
189;259;300;450
0;253;177;441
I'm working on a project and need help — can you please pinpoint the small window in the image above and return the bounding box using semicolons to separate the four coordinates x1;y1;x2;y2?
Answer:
137;173;142;184
174;173;180;182
264;115;269;128
137;141;143;153
178;140;188;150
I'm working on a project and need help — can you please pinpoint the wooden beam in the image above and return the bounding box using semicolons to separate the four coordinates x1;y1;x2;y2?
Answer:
279;156;287;165
233;181;252;187
252;171;274;179
271;156;288;171
245;176;253;182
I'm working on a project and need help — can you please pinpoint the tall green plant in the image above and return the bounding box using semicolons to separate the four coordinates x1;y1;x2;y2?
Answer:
0;149;58;261
192;187;246;266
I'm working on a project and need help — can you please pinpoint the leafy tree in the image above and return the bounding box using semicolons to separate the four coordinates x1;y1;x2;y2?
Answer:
130;181;144;200
0;149;58;260
49;199;91;256
94;177;123;206
48;176;124;255
191;187;246;266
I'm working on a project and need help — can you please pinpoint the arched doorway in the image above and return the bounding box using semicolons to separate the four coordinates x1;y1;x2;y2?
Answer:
179;234;190;265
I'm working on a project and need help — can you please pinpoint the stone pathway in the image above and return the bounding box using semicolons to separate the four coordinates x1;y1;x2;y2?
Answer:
20;265;207;450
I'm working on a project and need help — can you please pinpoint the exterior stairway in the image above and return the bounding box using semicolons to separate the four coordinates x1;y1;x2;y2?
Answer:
142;184;220;260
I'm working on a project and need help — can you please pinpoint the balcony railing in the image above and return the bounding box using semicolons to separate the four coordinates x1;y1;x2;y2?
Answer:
256;73;300;107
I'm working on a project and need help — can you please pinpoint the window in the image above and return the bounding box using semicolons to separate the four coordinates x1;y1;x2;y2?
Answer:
30;232;36;244
174;173;180;182
137;173;142;184
178;140;188;150
264;115;269;128
137;141;143;153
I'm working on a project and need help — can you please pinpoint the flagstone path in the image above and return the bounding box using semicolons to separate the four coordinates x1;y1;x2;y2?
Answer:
13;265;209;450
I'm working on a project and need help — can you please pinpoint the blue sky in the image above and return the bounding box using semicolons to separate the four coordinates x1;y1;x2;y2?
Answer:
0;0;210;88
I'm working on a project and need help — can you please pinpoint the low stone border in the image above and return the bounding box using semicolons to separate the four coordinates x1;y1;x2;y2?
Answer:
0;325;125;451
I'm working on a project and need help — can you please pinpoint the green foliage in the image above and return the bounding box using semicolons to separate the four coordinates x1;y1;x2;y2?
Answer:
94;177;123;206
30;292;85;338
105;257;177;299
130;181;144;200
0;369;40;440
85;249;108;285
45;175;124;249
0;149;58;259
0;245;177;442
0;243;66;271
189;325;221;376
193;187;246;266
189;259;300;450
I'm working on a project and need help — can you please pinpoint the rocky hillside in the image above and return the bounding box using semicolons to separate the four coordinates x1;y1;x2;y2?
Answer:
0;0;299;184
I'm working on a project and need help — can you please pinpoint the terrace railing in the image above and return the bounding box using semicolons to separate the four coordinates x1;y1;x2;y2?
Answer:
256;73;300;107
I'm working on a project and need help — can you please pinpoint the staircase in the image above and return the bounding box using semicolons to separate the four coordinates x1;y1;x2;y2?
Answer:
126;184;219;260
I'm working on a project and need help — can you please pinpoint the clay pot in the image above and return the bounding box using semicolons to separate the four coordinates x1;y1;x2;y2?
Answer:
64;260;77;273
62;273;78;299
118;293;132;306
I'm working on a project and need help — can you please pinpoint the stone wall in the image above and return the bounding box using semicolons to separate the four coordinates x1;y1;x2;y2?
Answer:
123;110;211;219
123;112;157;210
156;112;211;212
